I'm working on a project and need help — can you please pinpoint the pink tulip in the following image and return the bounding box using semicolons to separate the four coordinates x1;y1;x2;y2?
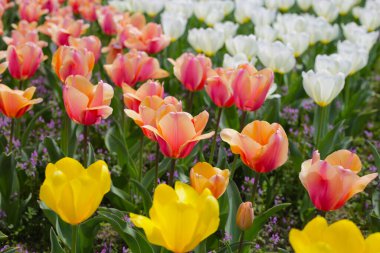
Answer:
102;39;123;64
300;150;378;211
3;21;47;47
104;49;169;87
7;42;45;80
231;64;274;111
63;75;114;125
206;68;235;108
96;6;119;36
18;0;48;22
69;36;101;62
169;53;212;91
122;80;164;112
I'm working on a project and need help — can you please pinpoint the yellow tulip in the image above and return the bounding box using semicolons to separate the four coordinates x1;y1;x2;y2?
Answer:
39;157;111;225
289;216;380;253
130;182;219;253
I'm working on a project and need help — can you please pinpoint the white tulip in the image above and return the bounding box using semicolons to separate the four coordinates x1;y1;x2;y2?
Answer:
251;7;277;26
319;23;339;44
312;0;339;23
337;40;369;75
342;22;379;51
315;54;352;77
161;12;187;42
257;41;296;74
108;0;131;11
255;25;278;42
188;28;225;56
223;53;257;68
226;35;258;60
296;0;312;11
139;0;165;17
215;22;239;40
358;8;380;31
194;2;225;26
266;83;281;99
164;0;193;19
302;70;345;107
265;0;295;11
333;0;360;15
274;14;308;35
234;0;263;23
220;0;235;16
282;32;310;57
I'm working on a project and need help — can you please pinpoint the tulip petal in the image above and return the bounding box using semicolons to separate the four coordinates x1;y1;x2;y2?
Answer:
325;150;362;173
364;233;380;253
86;160;111;195
54;157;84;179
129;214;166;246
348;173;378;199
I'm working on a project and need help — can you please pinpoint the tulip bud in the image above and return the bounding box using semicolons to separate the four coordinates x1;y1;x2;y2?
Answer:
236;202;254;231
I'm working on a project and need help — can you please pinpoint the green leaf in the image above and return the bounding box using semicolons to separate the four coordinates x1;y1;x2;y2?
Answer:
2;247;19;253
44;137;65;163
0;230;7;240
87;142;96;167
50;228;65;253
0;153;16;199
216;242;256;253
368;141;380;169
130;179;152;214
21;106;50;146
225;181;242;243
244;203;291;241
319;121;345;158
107;185;138;212
142;158;171;189
0;135;7;153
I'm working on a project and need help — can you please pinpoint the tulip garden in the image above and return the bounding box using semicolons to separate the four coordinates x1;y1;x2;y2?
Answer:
1;0;380;252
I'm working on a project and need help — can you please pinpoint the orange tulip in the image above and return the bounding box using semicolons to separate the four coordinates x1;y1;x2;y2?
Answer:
69;36;101;62
221;120;288;173
169;53;212;91
0;84;42;118
190;162;230;199
300;150;378;211
122;80;164;112
52;45;95;82
78;0;98;22
18;0;48;22
236;202;254;231
231;64;274;112
123;23;170;54
142;111;214;158
205;68;234;108
125;95;182;141
63;75;114;125
7;42;45;80
104;49;169;87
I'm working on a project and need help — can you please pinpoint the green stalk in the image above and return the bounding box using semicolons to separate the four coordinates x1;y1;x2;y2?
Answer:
169;158;176;186
154;142;159;189
208;107;223;164
83;126;88;166
71;225;78;253
237;231;245;253
315;106;329;149
139;134;144;181
8;119;15;153
251;173;261;203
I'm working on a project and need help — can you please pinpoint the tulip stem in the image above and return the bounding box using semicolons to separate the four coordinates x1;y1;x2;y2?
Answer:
169;158;176;186
237;231;245;253
154;142;159;189
83;126;88;166
188;91;195;112
239;111;247;131
251;173;261;203
8;119;15;153
71;225;78;253
209;107;223;164
139;134;144;181
315;106;329;149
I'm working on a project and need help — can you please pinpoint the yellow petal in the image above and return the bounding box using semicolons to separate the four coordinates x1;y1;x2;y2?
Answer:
289;229;312;253
54;157;84;179
303;216;328;242
129;213;167;247
86;160;111;195
364;233;380;253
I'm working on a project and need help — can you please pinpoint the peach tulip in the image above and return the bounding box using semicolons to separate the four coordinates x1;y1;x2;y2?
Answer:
169;53;212;91
63;75;114;125
236;202;254;231
7;42;45;80
205;68;234;108
3;21;47;47
69;36;101;62
231;64;274;111
96;6;119;36
142;111;214;158
190;162;230;199
104;49;169;87
221;120;289;173
52;46;95;82
0;84;42;118
18;0;48;22
102;39;123;64
123;23;170;54
118;12;146;31
122;80;164;112
299;150;378;211
125;96;182;141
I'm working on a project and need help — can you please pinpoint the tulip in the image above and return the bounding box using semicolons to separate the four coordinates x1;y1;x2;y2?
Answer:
43;18;89;46
161;12;187;42
125;96;182;141
334;0;359;15
319;23;339;44
194;2;225;26
0;84;43;118
223;53;257;69
214;22;239;41
123;23;170;54
302;70;345;107
251;7;276;27
315;54;351;77
164;0;194;19
281;32;310;57
265;0;295;11
299;150;378;211
122;80;164;112
69;36;102;62
221;120;289;173
78;0;99;21
3;20;47;47
104;49;169;87
290;216;380;253
226;35;258;60
231;64;274;111
188;28;225;56
190;162;230;199
52;46;95;82
296;0;311;11
143;111;214;158
236;202;254;231
312;0;339;23
273;14;308;36
357;8;380;32
102;39;124;64
342;23;379;51
63;75;114;125
257;41;296;74
337;41;369;76
169;53;212;92
234;0;263;24
96;6;119;35
254;25;278;42
130;182;219;253
7;42;45;80
205;68;235;108
40;157;111;225
18;0;48;22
